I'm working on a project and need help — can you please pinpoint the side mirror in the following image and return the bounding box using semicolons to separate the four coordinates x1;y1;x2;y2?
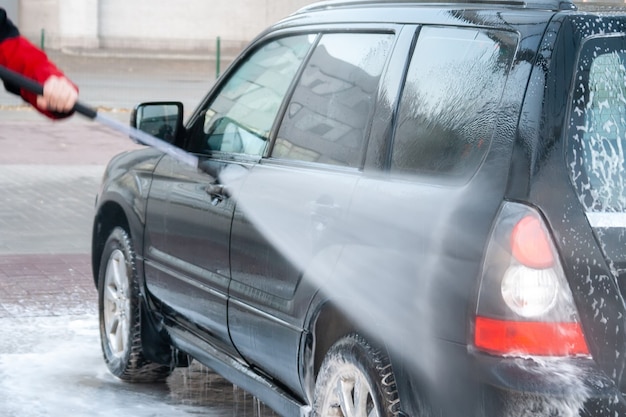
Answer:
131;102;184;145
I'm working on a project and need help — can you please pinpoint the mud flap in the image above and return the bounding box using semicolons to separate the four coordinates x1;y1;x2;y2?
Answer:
140;306;190;367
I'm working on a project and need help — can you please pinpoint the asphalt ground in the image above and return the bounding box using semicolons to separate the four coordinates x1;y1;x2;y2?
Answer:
0;50;279;416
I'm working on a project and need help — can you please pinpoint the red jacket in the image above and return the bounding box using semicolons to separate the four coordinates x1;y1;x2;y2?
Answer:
0;8;75;118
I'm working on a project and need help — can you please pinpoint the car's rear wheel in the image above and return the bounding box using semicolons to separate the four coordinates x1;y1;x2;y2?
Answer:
98;226;172;382
313;334;400;417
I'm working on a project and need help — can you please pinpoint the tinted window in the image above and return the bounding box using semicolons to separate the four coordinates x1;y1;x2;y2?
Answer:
272;33;394;168
391;27;516;179
568;36;626;211
187;35;313;156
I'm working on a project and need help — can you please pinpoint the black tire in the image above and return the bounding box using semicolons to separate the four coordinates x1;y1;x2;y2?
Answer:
97;227;172;382
313;334;401;417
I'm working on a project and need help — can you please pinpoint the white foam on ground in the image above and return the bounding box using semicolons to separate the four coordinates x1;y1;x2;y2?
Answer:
0;314;214;417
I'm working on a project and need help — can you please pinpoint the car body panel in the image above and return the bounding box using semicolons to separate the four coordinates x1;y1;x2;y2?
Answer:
514;12;626;394
228;161;360;396
92;148;163;282
91;2;626;417
142;155;249;356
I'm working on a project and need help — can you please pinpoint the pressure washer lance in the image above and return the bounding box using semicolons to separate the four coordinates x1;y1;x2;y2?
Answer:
0;65;199;169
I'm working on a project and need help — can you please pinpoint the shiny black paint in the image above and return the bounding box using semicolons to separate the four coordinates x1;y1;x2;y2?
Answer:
91;3;626;417
228;162;361;397
92;148;164;282
487;9;626;416
143;155;247;357
519;13;626;404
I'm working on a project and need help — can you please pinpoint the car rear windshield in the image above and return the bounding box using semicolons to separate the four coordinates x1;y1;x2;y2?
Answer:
569;35;626;212
390;27;517;181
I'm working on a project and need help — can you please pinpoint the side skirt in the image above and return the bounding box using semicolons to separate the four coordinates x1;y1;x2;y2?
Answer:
166;325;310;417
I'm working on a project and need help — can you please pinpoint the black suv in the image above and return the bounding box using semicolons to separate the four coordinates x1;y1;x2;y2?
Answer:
91;1;626;415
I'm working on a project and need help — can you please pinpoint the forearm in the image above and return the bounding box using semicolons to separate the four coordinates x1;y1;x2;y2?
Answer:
0;8;77;118
0;35;76;118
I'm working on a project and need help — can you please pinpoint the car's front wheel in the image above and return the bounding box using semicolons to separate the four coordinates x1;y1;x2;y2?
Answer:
98;226;172;382
313;334;400;417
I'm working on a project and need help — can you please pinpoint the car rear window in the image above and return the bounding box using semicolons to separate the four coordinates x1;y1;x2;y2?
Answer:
568;36;626;212
390;27;517;181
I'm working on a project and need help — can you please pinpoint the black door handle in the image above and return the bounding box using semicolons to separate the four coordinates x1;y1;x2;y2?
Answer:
205;183;228;205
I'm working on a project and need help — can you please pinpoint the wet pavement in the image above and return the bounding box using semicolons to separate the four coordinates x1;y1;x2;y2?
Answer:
0;51;279;417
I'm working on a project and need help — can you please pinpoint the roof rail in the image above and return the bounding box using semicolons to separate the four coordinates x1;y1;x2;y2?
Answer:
295;0;577;13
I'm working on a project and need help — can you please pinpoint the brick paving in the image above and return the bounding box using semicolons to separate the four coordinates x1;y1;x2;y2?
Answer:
0;45;166;320
0;44;213;322
0;116;140;164
0;112;140;318
0;254;95;318
0;50;188;320
0;51;282;417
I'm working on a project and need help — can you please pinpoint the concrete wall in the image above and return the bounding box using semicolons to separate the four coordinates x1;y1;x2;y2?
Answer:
60;0;99;48
15;0;317;51
0;0;18;22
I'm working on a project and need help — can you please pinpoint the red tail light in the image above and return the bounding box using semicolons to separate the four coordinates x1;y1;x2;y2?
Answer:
474;317;589;356
511;216;554;269
473;203;590;358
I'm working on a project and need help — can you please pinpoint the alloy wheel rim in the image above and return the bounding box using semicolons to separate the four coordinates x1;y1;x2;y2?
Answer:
103;249;131;358
322;365;379;417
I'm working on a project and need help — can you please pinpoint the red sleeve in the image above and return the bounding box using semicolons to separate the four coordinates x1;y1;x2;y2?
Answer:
0;35;77;119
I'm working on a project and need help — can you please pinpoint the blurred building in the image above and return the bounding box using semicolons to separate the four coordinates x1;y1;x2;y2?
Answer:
0;0;317;53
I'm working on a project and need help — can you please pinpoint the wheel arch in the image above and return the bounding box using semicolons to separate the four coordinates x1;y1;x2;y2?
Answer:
311;303;355;378
94;208;181;368
301;298;431;416
302;300;417;417
91;200;133;286
301;298;399;403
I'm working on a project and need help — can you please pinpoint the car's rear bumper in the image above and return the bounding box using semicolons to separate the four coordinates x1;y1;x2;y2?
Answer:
475;352;626;417
392;338;626;417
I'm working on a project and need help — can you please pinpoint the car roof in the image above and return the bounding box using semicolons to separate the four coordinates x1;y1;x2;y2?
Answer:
268;0;560;33
576;2;626;14
293;0;626;17
295;0;577;13
271;0;626;35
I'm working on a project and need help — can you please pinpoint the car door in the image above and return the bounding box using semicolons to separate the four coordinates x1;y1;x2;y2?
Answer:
142;34;314;355
342;25;521;411
227;29;397;394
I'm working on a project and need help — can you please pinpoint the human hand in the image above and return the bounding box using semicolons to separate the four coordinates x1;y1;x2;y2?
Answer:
37;75;78;113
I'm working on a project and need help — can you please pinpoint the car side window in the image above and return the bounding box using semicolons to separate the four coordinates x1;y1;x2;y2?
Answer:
187;35;314;156
568;36;626;211
391;27;516;180
272;33;394;168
